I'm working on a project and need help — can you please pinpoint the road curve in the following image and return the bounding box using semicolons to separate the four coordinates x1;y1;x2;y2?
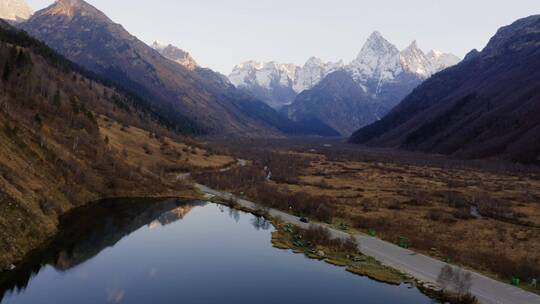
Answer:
195;184;540;304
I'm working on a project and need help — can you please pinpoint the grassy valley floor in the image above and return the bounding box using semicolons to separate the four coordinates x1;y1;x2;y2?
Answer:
195;138;540;295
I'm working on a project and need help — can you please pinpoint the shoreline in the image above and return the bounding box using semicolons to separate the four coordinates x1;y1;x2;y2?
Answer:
204;190;472;304
0;188;204;273
2;184;534;304
196;183;540;304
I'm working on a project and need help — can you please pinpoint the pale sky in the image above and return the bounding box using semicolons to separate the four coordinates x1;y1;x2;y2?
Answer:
26;0;540;74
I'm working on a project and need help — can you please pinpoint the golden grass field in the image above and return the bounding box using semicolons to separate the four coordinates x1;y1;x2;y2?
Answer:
98;116;234;173
281;153;540;284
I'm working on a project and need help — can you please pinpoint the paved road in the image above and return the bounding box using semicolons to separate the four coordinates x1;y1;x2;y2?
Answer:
195;184;540;304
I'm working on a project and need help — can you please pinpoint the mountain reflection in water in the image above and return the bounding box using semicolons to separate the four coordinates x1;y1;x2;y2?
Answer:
1;199;435;304
0;198;204;298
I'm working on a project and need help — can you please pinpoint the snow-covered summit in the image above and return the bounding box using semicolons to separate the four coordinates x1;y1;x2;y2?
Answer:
293;57;344;92
400;40;433;77
228;31;460;108
229;61;296;90
349;32;460;84
347;31;402;83
228;58;343;109
426;50;461;72
229;57;342;94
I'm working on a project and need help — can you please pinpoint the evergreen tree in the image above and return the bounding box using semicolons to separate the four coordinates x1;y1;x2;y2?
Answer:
16;49;31;67
34;113;43;129
2;62;11;82
53;89;61;108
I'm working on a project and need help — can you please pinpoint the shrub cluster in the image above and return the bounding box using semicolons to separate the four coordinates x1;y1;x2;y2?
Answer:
301;225;359;253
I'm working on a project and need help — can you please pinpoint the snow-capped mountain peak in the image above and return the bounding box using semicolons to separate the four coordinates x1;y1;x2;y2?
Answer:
229;57;342;93
358;31;400;60
426;50;461;72
348;31;402;84
400;40;432;76
229;60;295;90
293;57;344;93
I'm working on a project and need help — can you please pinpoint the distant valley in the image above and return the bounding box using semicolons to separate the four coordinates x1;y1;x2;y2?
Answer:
0;1;539;304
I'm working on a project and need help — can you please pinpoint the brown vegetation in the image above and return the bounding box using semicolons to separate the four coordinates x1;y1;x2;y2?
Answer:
203;138;540;291
0;36;230;269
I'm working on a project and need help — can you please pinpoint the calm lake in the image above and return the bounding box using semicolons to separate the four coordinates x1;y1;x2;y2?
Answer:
0;198;439;304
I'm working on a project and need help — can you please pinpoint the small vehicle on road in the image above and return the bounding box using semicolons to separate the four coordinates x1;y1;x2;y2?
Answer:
299;217;309;223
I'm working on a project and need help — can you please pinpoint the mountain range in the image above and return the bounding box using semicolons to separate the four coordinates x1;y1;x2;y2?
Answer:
0;0;33;23
229;58;344;109
230;32;460;135
19;0;333;137
7;0;539;163
12;0;460;138
350;15;540;164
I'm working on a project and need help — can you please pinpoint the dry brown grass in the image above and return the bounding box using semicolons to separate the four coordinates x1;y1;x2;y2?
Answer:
204;139;540;287
293;157;540;282
98;117;234;174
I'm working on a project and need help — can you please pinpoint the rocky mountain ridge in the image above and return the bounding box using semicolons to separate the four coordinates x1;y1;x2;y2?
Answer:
229;31;459;110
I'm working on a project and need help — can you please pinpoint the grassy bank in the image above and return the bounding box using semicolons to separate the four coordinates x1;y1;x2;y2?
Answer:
270;221;403;285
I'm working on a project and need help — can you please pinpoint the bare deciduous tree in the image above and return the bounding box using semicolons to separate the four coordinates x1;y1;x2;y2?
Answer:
453;268;473;296
437;265;454;290
438;265;473;296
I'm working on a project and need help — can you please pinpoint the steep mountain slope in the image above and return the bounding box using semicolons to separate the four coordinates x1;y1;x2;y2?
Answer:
281;33;459;136
0;0;33;23
284;71;387;135
0;20;231;270
350;15;540;164
229;58;343;109
20;0;311;136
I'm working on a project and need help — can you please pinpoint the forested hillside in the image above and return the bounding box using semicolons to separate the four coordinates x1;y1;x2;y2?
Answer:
0;22;229;269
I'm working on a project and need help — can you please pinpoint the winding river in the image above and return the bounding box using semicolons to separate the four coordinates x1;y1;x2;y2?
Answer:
0;198;439;304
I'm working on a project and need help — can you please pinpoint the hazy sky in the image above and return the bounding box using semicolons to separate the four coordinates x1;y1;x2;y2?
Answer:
26;0;540;74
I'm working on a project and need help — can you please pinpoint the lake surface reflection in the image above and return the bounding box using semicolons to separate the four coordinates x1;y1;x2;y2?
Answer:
0;198;439;304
